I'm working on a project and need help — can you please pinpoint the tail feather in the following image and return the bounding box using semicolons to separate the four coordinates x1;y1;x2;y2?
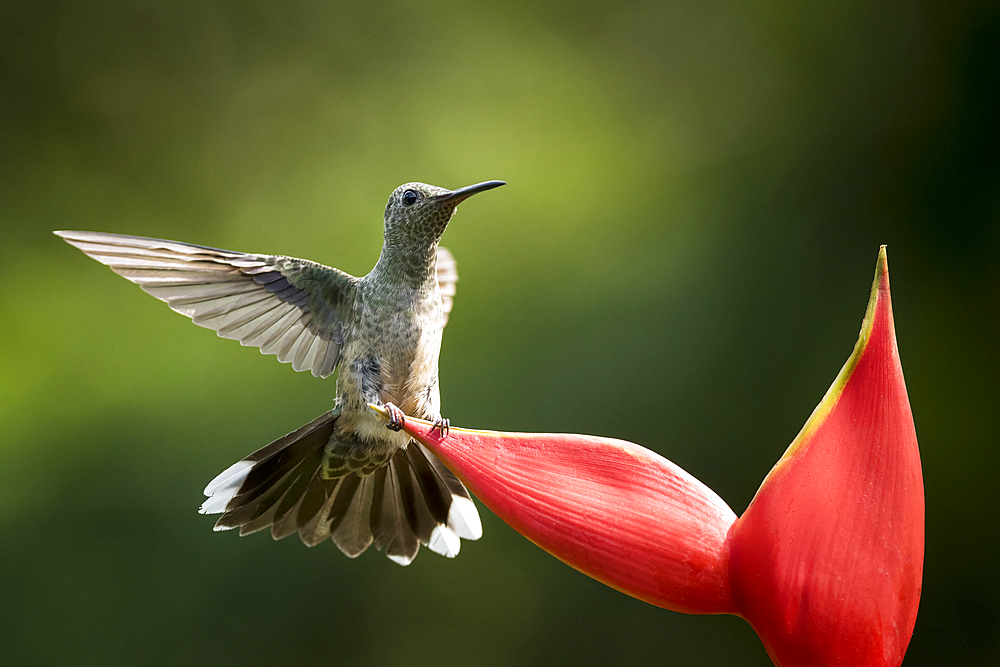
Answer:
394;452;440;546
407;443;482;541
270;476;314;541
269;454;326;539
202;410;338;528
222;450;321;531
235;415;335;499
405;443;454;524
404;445;464;557
324;471;362;534
200;410;483;564
371;464;420;565
269;499;303;540
330;475;375;557
421;446;483;540
238;495;285;536
297;477;344;547
294;474;333;533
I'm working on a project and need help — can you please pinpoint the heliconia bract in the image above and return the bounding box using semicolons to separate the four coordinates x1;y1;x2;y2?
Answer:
374;246;923;667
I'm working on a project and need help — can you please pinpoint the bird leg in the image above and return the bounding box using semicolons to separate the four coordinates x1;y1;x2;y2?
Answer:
384;402;406;431
432;418;450;438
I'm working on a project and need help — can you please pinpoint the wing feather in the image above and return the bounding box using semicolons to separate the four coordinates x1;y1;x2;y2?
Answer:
56;230;357;378
436;246;458;325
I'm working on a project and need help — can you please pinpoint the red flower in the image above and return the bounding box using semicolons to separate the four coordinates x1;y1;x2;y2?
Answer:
375;247;923;667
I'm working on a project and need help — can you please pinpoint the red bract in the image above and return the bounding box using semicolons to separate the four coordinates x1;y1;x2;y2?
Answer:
728;247;923;667
376;247;922;667
405;429;737;614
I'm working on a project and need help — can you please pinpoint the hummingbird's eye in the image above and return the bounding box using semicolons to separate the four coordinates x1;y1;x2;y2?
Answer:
402;189;419;206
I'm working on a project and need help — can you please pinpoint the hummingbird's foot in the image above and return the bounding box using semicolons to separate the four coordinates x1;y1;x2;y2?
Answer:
432;417;450;438
384;402;406;431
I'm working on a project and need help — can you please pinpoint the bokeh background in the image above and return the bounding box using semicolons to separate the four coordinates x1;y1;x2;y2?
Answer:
3;1;997;665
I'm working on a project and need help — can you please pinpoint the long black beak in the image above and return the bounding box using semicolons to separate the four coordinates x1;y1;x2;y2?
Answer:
434;180;506;203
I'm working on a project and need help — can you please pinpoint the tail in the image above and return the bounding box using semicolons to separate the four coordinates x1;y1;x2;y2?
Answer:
199;410;482;565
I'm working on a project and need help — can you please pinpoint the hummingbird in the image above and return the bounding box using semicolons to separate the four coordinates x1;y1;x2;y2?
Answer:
56;179;505;565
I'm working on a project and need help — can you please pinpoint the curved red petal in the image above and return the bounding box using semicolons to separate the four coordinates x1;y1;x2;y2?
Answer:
403;423;738;614
728;247;924;667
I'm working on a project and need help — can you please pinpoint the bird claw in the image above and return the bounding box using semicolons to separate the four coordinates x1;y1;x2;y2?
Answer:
384;403;406;431
432;417;450;438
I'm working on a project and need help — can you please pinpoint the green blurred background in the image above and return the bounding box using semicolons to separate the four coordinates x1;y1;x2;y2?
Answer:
2;1;997;665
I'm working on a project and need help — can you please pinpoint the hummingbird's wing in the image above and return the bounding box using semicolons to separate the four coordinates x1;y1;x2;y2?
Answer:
56;230;357;378
436;246;458;325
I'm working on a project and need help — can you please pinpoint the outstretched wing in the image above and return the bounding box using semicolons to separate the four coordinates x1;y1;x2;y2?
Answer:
436;246;458;326
56;230;357;378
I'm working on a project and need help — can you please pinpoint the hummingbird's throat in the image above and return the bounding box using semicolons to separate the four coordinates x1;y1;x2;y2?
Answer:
374;240;442;289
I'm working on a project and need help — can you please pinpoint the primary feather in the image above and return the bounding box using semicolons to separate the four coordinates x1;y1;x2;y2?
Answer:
55;231;351;378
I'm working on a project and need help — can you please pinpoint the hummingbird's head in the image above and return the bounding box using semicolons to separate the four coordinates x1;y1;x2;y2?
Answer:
383;180;505;248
